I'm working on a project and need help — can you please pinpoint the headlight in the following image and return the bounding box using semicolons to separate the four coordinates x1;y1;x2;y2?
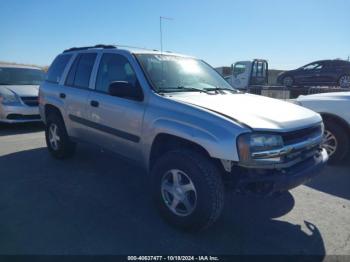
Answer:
237;133;284;163
0;88;20;105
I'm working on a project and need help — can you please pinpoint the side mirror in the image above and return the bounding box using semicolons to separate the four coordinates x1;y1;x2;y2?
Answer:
108;81;143;101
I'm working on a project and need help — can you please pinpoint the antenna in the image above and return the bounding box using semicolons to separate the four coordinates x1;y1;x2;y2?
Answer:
160;16;173;53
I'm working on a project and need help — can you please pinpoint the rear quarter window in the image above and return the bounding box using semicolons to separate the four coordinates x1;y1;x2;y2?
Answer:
46;54;72;84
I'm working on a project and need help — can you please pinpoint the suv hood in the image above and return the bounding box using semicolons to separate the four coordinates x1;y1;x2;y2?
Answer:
167;92;321;131
0;85;39;97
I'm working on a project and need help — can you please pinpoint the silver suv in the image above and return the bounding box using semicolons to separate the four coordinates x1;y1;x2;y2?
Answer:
39;45;328;231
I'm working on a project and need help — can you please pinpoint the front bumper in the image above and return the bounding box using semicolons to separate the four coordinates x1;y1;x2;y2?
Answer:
0;104;41;123
233;148;328;195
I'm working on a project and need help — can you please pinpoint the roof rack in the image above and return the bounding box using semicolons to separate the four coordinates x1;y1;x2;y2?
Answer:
63;44;116;53
63;44;166;54
113;44;159;52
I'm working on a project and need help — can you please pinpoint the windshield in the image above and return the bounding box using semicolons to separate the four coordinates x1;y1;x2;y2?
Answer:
0;67;45;85
136;54;236;92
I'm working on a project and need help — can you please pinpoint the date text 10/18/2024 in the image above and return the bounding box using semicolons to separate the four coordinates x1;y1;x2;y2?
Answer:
127;256;219;261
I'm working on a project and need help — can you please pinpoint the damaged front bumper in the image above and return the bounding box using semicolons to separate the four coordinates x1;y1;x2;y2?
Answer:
230;148;328;195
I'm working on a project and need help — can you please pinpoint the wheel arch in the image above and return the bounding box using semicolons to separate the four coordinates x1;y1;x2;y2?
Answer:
44;104;64;123
320;112;350;135
148;133;224;173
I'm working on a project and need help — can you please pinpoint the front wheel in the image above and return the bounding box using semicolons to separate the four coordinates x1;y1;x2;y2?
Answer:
338;75;350;88
45;113;76;159
282;76;294;87
152;150;225;231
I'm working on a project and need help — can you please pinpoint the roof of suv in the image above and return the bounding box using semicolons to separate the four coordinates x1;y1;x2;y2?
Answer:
62;44;193;58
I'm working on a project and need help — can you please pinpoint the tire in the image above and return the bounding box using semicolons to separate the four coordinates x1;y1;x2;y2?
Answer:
45;113;76;159
282;76;294;87
338;75;350;88
152;149;225;232
322;118;349;164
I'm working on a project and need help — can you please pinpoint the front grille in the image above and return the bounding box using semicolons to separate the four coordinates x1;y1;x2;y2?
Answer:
21;96;39;107
278;124;323;167
7;114;41;120
282;125;323;145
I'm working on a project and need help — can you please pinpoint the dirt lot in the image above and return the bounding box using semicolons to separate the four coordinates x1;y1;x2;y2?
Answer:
0;123;349;256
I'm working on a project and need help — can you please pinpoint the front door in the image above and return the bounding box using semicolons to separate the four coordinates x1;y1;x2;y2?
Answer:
85;52;145;162
230;61;251;89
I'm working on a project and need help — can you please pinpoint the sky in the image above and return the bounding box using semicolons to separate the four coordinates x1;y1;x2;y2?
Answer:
0;0;349;70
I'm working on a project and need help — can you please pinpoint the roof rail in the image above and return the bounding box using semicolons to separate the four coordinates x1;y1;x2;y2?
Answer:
63;44;116;53
113;44;159;52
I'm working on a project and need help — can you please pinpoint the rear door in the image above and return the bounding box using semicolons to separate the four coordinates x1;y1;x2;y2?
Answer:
315;61;335;84
62;52;97;139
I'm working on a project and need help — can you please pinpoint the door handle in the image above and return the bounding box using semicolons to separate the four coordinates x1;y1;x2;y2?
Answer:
59;93;66;99
90;100;99;107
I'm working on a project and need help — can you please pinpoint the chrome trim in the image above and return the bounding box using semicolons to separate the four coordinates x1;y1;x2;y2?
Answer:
251;135;323;159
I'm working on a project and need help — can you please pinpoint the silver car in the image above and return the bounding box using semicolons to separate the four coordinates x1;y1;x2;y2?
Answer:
39;45;328;231
0;64;45;123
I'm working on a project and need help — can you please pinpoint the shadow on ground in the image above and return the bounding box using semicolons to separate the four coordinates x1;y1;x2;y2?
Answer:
0;122;44;136
306;156;350;200
0;145;325;256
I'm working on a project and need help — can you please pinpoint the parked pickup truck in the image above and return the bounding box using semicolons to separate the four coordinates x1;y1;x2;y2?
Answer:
294;92;350;164
39;45;328;231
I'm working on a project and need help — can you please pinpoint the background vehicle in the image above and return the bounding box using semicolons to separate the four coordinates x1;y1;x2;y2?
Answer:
223;59;269;89
39;45;328;231
0;64;45;123
295;92;350;164
277;60;350;88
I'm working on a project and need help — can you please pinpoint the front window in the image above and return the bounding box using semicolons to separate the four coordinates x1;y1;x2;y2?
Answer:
136;54;235;92
233;63;247;75
0;67;45;85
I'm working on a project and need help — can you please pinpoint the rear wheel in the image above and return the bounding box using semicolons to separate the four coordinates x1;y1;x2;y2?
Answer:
152;149;225;231
45;113;76;159
322;118;349;164
282;76;294;87
338;75;350;88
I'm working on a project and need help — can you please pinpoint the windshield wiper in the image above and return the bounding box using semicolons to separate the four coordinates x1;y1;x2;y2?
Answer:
177;85;214;94
205;86;240;93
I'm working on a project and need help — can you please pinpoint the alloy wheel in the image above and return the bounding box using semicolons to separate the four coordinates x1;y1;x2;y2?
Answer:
283;76;293;87
161;169;197;217
48;123;60;151
322;129;338;157
339;75;350;88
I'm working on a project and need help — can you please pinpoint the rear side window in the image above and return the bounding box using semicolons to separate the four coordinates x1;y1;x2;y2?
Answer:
66;53;97;89
46;54;72;83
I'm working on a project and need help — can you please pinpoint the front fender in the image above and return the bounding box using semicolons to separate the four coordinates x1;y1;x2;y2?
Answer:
142;118;242;169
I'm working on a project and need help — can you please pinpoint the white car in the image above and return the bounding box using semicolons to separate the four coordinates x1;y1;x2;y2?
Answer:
295;92;350;164
0;64;45;123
